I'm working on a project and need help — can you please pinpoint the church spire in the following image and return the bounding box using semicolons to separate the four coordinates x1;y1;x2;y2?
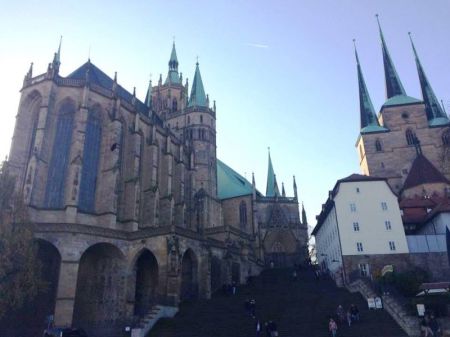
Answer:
188;61;208;108
293;175;298;200
301;203;308;225
52;36;62;74
409;32;448;125
376;15;406;99
165;42;181;85
354;39;379;131
145;79;153;110
266;148;280;197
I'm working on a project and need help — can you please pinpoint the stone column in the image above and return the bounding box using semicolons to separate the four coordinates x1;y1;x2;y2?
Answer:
53;261;80;327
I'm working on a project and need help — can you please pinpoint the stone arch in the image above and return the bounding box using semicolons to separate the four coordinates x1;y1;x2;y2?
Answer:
180;248;198;300
210;255;222;293
73;242;126;337
130;249;159;317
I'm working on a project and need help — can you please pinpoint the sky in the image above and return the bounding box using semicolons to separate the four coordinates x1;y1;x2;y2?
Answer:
1;0;450;232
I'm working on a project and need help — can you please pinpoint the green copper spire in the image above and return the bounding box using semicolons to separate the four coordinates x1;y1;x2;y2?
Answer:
165;42;181;85
376;15;406;99
266;149;280;197
188;62;208;108
409;32;449;126
145;79;153;109
354;40;387;134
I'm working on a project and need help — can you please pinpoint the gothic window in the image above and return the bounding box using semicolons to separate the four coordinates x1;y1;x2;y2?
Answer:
172;98;177;112
442;130;450;146
405;129;416;146
375;139;383;152
44;101;75;208
79;107;102;212
239;201;247;227
187;116;190;124
200;115;203;124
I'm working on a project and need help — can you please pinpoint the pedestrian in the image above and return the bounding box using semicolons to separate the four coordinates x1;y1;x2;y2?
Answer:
269;320;278;337
270;261;275;269
232;281;237;295
256;319;261;337
420;315;433;337
350;303;359;322
336;305;345;323
329;318;338;337
346;310;352;327
429;313;441;337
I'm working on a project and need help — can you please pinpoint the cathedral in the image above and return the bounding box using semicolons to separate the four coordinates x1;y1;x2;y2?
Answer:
356;17;450;201
5;42;308;336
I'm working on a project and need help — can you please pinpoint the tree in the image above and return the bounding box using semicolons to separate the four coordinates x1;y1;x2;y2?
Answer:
0;160;42;318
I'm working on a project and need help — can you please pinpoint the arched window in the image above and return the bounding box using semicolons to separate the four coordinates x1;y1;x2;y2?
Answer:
172;98;177;112
200;115;203;124
44;101;75;208
79;107;102;212
239;201;247;227
187;116;190;124
405;129;416;146
375;139;383;152
442;130;450;146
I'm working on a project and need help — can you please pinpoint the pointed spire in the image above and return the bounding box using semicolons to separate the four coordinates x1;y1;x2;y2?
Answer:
281;182;286;197
188;61;208;108
354;39;382;131
52;36;62;75
293;175;298;200
301;203;308;225
266;148;280;197
252;172;256;200
409;32;448;124
165;42;181;85
376;15;406;99
145;79;153;109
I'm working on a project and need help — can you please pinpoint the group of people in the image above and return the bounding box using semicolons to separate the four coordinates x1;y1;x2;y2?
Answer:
255;319;278;337
328;304;360;336
420;312;441;337
222;281;238;296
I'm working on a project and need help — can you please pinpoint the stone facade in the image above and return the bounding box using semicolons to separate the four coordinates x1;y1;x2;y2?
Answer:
5;45;308;337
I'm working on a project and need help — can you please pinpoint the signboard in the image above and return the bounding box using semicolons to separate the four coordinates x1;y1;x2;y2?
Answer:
417;304;425;317
375;297;383;309
367;297;376;309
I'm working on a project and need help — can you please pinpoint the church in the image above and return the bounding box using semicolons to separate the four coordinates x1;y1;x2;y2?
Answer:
5;42;308;336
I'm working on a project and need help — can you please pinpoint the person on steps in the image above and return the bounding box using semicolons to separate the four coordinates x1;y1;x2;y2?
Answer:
329;318;338;337
346;310;352;327
255;319;261;337
336;305;345;323
429;313;441;337
420;315;433;337
350;304;359;322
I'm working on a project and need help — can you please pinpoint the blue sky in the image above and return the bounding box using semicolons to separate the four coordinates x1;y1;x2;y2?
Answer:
1;0;450;230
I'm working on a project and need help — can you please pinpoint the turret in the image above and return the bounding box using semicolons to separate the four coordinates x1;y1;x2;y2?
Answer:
293;175;298;200
165;42;181;85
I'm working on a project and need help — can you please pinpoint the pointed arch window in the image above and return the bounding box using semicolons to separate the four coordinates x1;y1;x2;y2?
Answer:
442;130;450;146
239;201;247;227
79;107;102;212
172;98;177;112
44;101;75;208
406;129;416;146
375;139;383;152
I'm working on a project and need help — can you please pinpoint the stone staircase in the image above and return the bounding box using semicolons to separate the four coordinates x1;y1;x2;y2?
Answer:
148;268;408;337
132;305;178;337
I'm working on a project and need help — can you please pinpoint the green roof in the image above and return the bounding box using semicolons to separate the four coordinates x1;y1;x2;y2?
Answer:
360;125;389;134
429;117;450;127
217;159;254;199
382;94;422;108
188;62;207;107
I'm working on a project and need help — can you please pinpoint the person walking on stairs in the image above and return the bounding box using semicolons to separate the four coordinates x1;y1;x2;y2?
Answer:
255;319;261;337
329;318;338;337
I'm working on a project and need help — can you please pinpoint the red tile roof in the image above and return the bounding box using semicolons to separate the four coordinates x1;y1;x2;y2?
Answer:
402;154;450;191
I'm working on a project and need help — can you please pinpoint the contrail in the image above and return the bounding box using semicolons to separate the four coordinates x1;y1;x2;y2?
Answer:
245;43;269;49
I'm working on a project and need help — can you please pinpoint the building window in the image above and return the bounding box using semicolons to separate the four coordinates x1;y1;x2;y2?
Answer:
200;115;203;124
405;129;416;146
353;222;360;231
239;201;247;227
356;187;360;193
385;220;392;230
359;263;369;277
442;130;450;146
187;116;190;124
381;202;388;211
356;242;363;252
44;101;75;208
350;203;356;212
79;107;102;212
375;139;383;152
389;241;396;251
172;98;177;112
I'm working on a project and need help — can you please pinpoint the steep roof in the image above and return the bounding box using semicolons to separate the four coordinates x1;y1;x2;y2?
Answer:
382;94;422;108
217;159;261;200
188;62;207;107
402;154;450;191
338;173;384;183
67;61;150;116
266;152;280;197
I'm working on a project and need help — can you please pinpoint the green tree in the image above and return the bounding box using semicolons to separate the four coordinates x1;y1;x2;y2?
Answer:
0;160;42;318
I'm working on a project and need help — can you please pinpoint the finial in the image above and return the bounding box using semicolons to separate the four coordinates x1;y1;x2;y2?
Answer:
114;71;117;82
268;146;270;154
133;87;136;97
196;55;199;65
88;45;91;62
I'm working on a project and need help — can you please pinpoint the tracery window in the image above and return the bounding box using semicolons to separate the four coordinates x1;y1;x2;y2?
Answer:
79;107;102;212
239;201;247;227
375;139;383;152
405;129;416;146
172;98;177;112
44;101;75;208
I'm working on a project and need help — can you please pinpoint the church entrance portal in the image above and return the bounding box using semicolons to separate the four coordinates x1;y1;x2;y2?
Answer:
180;249;198;300
134;250;158;317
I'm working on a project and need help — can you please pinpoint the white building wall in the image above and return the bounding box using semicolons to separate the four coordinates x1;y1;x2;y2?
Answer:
419;213;450;235
314;205;343;273
334;180;409;256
